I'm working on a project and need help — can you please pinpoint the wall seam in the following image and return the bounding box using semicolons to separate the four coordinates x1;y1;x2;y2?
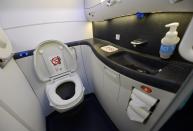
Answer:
0;100;34;131
3;20;88;30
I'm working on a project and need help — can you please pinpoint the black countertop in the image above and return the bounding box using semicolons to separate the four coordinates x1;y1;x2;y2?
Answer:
13;38;193;93
67;38;193;93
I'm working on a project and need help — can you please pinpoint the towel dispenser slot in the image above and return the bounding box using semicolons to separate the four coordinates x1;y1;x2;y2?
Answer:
127;88;159;123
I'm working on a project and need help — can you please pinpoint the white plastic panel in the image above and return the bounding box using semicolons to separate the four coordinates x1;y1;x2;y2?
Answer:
89;49;105;102
0;0;86;28
34;40;76;82
3;22;93;52
85;0;101;8
85;0;193;21
179;18;193;62
0;59;45;131
16;56;53;116
0;26;12;59
80;45;95;93
0;0;93;53
102;66;121;127
73;45;93;94
116;74;175;131
0;106;29;131
88;50;176;131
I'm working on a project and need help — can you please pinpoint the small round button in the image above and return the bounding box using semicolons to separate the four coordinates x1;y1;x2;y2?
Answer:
141;85;152;93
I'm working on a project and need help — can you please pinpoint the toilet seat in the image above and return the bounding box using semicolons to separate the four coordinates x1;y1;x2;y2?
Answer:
46;73;84;110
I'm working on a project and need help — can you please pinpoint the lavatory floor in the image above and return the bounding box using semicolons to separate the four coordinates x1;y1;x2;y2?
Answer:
160;93;193;131
46;93;118;131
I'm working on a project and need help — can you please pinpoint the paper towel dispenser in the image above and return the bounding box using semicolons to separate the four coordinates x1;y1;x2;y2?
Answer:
127;88;158;123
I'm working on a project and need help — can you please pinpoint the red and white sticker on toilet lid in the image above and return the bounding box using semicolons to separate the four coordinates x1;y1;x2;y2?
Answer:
50;56;61;66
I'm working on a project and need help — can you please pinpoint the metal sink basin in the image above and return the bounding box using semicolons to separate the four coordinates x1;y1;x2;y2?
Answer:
108;51;168;75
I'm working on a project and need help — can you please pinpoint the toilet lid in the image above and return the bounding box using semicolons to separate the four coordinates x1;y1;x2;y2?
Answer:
34;40;76;82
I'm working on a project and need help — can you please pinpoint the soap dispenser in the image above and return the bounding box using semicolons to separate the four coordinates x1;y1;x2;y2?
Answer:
159;22;180;59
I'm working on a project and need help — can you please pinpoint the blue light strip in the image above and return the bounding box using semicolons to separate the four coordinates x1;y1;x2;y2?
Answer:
14;50;34;60
136;12;145;20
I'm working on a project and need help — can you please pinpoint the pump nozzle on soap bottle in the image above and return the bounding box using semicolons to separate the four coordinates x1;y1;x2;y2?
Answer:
166;22;179;30
159;22;180;59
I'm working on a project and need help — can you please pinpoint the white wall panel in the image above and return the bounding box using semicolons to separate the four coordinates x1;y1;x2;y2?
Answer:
0;9;86;29
0;106;29;131
85;0;101;9
0;59;45;131
0;0;87;28
0;0;93;52
4;22;93;52
0;0;84;9
16;56;53;116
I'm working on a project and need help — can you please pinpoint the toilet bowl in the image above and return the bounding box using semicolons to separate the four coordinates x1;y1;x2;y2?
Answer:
33;40;85;113
46;73;84;112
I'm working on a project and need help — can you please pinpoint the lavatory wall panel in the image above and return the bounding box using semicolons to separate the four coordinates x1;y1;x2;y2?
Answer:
16;56;53;116
71;46;94;94
80;45;95;93
0;106;29;131
0;0;93;52
0;59;45;131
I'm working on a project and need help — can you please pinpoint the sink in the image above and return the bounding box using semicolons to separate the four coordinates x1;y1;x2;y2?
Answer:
108;51;168;75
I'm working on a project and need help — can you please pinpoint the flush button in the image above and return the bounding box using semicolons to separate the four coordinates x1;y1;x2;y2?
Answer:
141;85;152;93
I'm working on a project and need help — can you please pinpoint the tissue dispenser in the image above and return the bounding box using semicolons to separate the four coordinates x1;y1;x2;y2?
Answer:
127;88;158;123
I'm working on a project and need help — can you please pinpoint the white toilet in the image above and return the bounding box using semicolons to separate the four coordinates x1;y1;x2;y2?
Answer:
33;40;85;113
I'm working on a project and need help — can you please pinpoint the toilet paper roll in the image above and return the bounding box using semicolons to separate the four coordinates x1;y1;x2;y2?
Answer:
132;88;158;109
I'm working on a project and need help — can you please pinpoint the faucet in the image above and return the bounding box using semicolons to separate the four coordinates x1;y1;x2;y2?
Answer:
130;39;147;47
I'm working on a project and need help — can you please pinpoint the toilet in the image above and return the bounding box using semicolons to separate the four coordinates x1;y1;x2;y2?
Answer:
33;40;85;113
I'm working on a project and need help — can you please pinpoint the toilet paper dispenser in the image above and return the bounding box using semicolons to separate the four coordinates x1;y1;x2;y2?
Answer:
127;88;159;123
